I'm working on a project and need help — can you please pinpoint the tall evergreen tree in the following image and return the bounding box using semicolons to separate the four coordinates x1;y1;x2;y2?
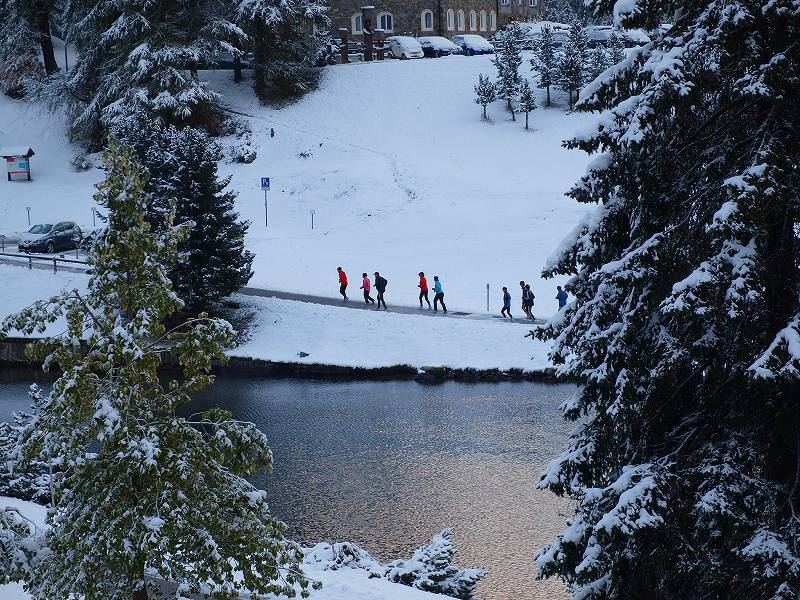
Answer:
237;0;327;101
0;0;44;96
63;0;245;144
474;73;496;120
493;24;523;120
517;78;536;130
115;117;254;311
0;137;308;599
536;0;800;597
556;20;589;109
606;30;625;64
532;25;558;107
586;45;610;82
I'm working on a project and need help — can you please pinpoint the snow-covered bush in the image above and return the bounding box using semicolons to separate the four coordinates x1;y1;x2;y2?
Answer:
308;529;485;599
385;529;485;599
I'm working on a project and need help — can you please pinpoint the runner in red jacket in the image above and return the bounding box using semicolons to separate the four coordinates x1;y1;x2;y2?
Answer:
418;272;431;309
337;267;349;302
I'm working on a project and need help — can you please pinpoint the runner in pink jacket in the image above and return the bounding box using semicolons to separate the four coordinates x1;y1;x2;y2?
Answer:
361;273;375;305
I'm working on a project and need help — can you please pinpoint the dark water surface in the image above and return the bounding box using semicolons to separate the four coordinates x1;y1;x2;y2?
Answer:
0;370;576;600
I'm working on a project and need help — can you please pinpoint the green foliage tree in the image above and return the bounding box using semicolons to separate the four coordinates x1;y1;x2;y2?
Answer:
0;137;310;599
473;73;496;120
532;25;558;107
517;78;536;130
536;0;800;596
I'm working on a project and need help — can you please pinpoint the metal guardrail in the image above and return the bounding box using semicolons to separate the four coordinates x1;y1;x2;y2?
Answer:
0;251;88;273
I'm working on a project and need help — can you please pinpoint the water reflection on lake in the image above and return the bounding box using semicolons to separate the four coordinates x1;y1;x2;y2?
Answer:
0;370;577;600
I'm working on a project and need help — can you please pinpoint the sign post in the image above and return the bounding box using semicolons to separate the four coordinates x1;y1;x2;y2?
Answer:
26;206;30;226
261;177;270;227
309;209;315;230
486;283;489;312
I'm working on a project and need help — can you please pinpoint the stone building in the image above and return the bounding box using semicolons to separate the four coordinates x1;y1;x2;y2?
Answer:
326;0;545;40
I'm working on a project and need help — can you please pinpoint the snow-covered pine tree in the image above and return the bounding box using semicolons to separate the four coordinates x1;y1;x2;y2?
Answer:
543;0;578;23
532;24;558;107
492;24;523;120
473;73;496;120
536;0;800;597
115;116;254;311
237;0;327;101
517;78;536;130
0;384;51;504
63;0;245;145
385;529;485;599
606;30;625;65
586;45;610;82
0;137;310;599
556;20;589;109
0;0;46;96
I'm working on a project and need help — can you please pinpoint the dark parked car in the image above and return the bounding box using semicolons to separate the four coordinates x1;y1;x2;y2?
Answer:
417;36;462;57
18;222;82;254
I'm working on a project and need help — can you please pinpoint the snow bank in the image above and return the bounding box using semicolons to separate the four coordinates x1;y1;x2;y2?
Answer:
0;264;551;370
0;496;463;600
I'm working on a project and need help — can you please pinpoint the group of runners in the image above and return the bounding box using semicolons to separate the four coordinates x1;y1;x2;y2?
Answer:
337;268;447;312
500;281;569;320
336;267;569;318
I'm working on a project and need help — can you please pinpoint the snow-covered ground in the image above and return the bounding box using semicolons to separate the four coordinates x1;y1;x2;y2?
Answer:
0;263;550;370
0;496;461;600
0;52;594;317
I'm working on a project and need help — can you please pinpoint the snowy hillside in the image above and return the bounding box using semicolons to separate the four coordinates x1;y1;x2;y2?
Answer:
0;54;594;317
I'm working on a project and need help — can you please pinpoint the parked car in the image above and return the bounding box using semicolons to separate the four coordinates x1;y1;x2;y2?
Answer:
18;222;82;254
417;36;462;57
585;25;614;47
451;34;495;55
386;36;424;59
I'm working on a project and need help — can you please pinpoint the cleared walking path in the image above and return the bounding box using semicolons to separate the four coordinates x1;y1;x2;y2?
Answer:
0;255;546;326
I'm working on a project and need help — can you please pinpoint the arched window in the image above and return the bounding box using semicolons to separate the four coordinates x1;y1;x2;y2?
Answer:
456;9;465;30
469;10;477;30
421;9;434;31
479;10;486;30
489;10;496;30
446;9;454;30
377;11;394;32
351;13;363;34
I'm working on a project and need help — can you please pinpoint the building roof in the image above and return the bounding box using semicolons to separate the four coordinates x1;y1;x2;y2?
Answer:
1;147;35;158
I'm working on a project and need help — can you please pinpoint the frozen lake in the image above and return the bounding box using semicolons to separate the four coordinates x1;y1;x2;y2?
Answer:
0;369;576;599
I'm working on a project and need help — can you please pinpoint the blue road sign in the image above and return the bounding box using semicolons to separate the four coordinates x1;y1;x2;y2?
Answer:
261;177;270;190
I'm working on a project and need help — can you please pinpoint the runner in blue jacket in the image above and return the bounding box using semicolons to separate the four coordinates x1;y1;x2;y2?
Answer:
501;287;513;319
433;276;447;313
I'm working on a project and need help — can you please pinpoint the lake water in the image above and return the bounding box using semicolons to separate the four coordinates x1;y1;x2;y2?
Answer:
0;369;577;600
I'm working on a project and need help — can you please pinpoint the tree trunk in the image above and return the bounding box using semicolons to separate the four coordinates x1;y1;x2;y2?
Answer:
482;105;486;119
233;53;242;83
35;0;58;75
511;108;515;122
133;585;148;600
546;85;551;106
525;112;529;129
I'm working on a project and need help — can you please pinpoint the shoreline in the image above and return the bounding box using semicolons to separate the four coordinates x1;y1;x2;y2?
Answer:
0;337;557;384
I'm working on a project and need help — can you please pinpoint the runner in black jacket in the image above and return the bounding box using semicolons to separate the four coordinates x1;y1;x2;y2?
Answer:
373;271;388;310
